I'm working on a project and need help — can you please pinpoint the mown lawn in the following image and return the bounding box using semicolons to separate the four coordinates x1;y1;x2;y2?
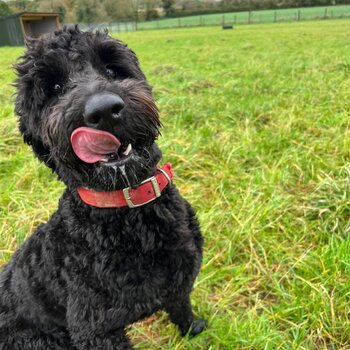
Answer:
1;20;350;349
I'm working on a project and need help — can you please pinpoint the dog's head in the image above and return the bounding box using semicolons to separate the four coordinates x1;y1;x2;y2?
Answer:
14;26;162;191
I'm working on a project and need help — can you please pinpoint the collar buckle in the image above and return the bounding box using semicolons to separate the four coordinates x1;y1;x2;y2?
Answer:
122;176;161;208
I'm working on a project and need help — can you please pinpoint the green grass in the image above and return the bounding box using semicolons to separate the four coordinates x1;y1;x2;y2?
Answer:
1;19;350;349
134;5;350;30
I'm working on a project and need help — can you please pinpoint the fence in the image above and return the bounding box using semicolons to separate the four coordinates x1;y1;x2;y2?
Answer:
64;22;136;33
68;5;350;33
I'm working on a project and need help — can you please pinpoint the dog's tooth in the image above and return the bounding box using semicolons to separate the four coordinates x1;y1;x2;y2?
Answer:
122;144;132;156
100;158;109;162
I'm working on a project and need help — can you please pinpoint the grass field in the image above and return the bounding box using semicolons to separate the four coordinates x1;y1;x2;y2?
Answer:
1;19;350;349
134;4;350;30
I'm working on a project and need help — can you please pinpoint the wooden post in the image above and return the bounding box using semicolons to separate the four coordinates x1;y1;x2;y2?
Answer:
274;11;277;22
157;20;159;29
222;14;225;26
125;22;128;32
298;9;301;21
234;15;237;24
324;8;328;19
248;11;251;24
117;22;120;33
178;18;181;28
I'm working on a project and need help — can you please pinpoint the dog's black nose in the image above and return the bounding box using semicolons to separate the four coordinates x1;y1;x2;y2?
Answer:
84;93;125;129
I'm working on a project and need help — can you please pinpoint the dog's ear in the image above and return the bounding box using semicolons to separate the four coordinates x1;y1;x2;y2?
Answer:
150;143;162;165
24;36;37;50
125;46;147;81
19;118;57;172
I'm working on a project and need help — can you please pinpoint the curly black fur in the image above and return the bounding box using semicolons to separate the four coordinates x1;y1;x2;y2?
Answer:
0;26;206;349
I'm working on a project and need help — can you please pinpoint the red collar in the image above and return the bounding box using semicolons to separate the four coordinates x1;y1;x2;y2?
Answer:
77;163;174;208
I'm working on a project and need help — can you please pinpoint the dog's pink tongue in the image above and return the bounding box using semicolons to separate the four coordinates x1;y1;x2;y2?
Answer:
71;127;121;163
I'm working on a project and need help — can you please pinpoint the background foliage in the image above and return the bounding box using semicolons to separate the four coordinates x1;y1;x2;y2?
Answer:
2;0;350;23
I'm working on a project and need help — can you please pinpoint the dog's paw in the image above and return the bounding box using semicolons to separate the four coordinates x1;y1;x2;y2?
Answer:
188;319;208;337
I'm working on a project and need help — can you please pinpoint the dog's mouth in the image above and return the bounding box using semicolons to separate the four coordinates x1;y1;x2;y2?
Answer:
99;143;133;166
71;127;133;166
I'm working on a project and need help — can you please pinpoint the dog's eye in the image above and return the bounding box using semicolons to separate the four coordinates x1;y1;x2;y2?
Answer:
52;83;63;95
105;65;118;79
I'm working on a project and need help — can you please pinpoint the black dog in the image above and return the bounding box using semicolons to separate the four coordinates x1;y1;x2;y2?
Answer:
0;26;206;349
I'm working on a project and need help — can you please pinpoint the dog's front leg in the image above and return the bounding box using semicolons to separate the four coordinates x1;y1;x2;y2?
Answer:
164;294;207;337
69;328;133;350
67;292;134;350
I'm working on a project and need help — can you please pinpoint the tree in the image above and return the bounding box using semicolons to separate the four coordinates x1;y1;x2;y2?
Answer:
162;0;174;16
8;0;30;12
31;0;67;21
103;0;133;21
0;1;13;16
144;0;160;20
76;0;108;23
62;0;77;22
128;0;138;20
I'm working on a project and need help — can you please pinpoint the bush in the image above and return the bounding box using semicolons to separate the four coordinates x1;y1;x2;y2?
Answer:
0;1;13;17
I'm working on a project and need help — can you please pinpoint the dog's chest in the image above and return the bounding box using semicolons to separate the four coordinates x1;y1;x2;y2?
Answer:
75;216;196;303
